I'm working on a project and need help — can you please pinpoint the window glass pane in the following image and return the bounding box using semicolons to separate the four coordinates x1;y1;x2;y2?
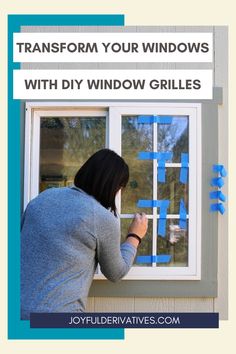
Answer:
157;168;188;214
157;219;188;267
120;218;153;267
122;116;153;214
39;117;106;192
158;116;189;162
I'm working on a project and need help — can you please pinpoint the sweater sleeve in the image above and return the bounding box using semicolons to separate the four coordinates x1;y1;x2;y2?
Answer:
95;211;137;282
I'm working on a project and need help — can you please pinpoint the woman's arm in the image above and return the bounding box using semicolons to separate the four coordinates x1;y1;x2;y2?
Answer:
95;212;148;282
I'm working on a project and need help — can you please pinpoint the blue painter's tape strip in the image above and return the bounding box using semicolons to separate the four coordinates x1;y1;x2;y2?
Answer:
138;152;173;161
138;152;156;160
137;200;156;208
158;152;173;161
136;200;170;236
179;219;187;230
157;200;170;217
180;153;189;184
157;200;170;237
181;153;189;168
136;255;172;263
218;204;226;215
179;199;187;229
137;200;170;211
209;190;226;202
158;218;167;237
156;255;172;263
212;164;227;177
156;116;173;124
157;151;173;184
211;177;224;188
137;116;173;124
210;203;225;215
137;116;156;124
136;255;152;263
158;159;166;182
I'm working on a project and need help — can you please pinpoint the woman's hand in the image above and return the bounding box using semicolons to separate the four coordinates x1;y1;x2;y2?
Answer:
125;213;148;248
128;213;148;239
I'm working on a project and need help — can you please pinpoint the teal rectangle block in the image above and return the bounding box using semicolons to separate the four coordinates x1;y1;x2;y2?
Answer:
8;14;124;340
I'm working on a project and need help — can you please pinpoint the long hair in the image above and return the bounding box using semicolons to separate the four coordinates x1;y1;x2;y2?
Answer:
74;149;129;216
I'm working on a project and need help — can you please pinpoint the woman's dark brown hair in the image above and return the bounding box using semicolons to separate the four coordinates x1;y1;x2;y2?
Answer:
74;149;129;216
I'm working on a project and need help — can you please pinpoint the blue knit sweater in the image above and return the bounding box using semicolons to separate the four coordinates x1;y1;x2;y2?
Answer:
21;187;137;319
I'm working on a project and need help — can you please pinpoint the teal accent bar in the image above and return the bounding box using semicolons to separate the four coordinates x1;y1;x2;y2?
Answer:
8;14;124;340
8;14;124;26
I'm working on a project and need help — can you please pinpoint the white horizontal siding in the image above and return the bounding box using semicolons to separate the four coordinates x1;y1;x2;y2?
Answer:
86;297;214;313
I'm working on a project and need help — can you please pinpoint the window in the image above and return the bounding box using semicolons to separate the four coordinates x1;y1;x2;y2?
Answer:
24;108;108;203
40;115;106;191
24;102;201;280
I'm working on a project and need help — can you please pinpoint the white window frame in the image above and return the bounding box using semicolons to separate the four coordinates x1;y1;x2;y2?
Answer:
24;105;109;209
24;101;202;280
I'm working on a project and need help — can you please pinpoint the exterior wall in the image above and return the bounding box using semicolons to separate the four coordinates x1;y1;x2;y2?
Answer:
86;297;214;313
213;27;228;319
21;26;228;319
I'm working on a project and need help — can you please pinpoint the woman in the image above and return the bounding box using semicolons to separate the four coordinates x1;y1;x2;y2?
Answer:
21;149;148;319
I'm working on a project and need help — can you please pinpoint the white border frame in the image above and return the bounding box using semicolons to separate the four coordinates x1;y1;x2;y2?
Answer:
24;101;201;280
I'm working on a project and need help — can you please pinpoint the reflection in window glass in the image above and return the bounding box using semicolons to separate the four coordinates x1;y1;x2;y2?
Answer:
157;219;188;267
122;116;153;214
120;218;153;267
158;116;189;162
157;168;188;214
39;117;106;192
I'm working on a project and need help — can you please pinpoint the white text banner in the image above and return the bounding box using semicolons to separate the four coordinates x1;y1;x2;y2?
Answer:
14;33;213;63
13;69;213;100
